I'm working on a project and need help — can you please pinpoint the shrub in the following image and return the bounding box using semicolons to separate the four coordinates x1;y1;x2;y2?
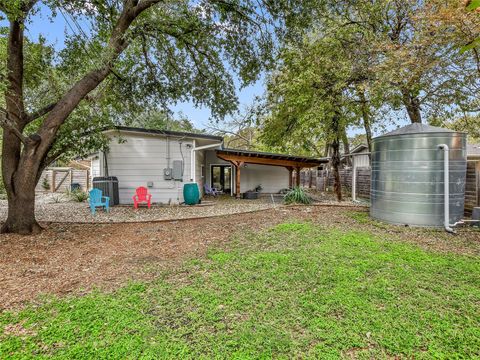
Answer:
42;177;50;190
50;194;64;203
283;187;312;205
69;189;89;202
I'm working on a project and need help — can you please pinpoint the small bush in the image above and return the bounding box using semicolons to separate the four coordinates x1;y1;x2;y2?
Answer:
283;187;312;205
69;189;89;202
50;194;64;203
42;177;50;190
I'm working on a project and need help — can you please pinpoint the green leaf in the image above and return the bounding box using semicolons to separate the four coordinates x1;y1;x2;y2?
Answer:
460;38;480;53
466;0;480;11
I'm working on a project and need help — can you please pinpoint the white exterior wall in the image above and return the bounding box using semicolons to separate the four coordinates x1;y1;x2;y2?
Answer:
240;164;289;193
204;150;289;194
90;157;100;179
103;132;193;204
353;153;370;168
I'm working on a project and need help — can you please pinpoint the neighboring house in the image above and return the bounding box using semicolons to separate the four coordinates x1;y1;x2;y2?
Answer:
89;127;327;205
317;144;370;171
467;143;480;160
340;144;370;168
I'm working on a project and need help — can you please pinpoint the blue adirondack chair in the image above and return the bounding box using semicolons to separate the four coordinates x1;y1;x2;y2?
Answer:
89;188;110;215
204;184;221;196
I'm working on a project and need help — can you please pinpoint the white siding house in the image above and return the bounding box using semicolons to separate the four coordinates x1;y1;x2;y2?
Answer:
91;127;327;204
341;144;370;168
96;128;222;204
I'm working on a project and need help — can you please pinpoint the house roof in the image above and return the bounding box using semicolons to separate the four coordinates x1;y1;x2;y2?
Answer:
215;148;328;168
107;126;224;142
349;144;369;154
339;144;369;161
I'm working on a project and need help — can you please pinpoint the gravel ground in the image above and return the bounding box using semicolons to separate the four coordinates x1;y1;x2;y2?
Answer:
0;191;362;224
0;194;283;224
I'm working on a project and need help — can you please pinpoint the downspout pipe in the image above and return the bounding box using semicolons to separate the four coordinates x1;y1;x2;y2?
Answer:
438;144;454;233
190;142;224;182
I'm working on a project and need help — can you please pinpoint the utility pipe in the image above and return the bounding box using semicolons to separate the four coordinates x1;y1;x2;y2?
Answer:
343;151;371;203
437;144;454;233
352;156;357;202
190;141;224;182
166;136;170;169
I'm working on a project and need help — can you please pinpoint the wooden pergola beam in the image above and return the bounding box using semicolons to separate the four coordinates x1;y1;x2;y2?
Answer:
216;152;323;169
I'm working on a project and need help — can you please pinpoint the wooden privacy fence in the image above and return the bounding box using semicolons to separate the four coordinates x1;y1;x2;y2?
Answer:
465;160;480;214
36;167;90;193
314;168;371;200
303;161;480;215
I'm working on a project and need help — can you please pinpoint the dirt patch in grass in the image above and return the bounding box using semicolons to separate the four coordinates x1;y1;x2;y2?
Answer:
0;206;479;311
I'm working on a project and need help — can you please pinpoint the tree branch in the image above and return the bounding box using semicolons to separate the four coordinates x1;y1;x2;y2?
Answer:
134;0;163;15
35;0;164;155
0;108;29;145
0;0;38;18
26;102;57;123
5;19;26;126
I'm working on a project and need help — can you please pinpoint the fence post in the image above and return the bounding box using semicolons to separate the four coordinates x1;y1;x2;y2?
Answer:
352;159;357;202
476;161;480;208
87;169;90;190
51;170;56;193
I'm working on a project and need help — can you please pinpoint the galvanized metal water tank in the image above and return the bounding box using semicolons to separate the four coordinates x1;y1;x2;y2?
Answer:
370;123;467;227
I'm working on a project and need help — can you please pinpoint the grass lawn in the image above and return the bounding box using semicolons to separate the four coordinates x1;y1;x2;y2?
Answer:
1;220;479;359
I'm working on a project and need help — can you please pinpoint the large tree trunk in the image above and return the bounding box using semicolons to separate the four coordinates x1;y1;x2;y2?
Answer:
402;88;422;123
331;138;342;202
2;182;41;235
331;111;342;202
341;127;351;167
1;1;162;234
1;133;44;234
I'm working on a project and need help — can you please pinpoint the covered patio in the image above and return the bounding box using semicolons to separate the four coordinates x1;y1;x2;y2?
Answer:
215;149;328;198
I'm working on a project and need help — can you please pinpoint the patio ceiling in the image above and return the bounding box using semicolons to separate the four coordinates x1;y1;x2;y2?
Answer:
215;149;328;169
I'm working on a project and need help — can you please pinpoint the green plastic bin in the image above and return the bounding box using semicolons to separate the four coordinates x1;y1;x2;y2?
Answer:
183;183;200;205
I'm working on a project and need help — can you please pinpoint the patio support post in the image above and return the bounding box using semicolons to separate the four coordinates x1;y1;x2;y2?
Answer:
232;161;244;199
295;167;301;187
287;167;293;188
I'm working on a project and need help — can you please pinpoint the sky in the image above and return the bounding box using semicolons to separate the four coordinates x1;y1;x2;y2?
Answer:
22;4;265;130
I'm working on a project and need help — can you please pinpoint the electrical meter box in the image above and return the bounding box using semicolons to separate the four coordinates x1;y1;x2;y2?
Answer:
163;168;172;180
172;160;183;181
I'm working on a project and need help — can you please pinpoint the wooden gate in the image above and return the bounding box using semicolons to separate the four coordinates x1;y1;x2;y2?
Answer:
36;167;90;193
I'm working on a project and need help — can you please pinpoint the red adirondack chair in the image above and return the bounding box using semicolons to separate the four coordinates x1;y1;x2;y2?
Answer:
133;186;152;209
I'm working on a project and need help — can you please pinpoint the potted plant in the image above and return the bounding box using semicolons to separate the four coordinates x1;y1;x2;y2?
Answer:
243;184;262;199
